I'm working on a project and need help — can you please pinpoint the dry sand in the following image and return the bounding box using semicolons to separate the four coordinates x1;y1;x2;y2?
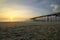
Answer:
0;22;60;40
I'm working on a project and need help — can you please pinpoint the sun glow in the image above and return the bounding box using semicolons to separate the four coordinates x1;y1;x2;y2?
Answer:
0;5;33;22
5;13;17;22
8;16;15;21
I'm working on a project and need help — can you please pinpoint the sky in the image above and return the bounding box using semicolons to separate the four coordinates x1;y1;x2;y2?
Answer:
0;0;60;22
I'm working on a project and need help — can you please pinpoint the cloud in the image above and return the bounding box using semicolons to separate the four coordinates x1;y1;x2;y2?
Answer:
51;4;60;12
0;5;33;15
0;0;48;17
